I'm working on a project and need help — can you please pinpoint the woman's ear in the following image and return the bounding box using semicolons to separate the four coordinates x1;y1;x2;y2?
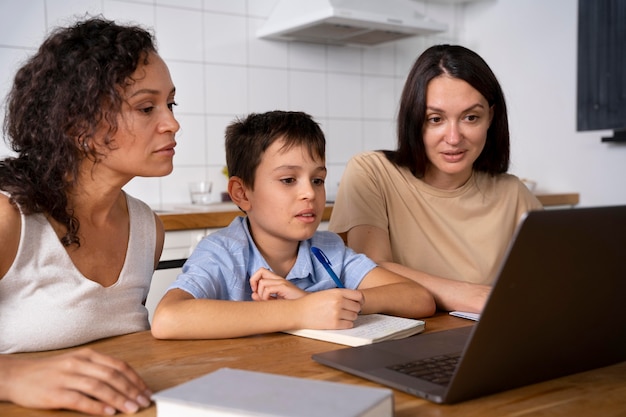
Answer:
228;176;251;212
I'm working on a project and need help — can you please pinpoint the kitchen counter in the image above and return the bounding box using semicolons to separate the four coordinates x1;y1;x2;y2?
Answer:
157;193;579;231
157;202;334;231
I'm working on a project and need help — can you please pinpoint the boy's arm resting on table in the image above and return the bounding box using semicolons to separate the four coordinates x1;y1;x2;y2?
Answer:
357;267;436;318
151;287;365;340
347;224;490;314
0;349;151;415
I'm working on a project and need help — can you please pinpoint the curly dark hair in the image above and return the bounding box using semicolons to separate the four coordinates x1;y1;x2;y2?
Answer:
0;17;156;246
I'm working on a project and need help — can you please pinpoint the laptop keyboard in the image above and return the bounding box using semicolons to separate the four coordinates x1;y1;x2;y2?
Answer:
387;353;461;386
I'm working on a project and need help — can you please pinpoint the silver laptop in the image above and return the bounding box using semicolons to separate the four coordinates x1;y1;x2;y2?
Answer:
313;205;626;404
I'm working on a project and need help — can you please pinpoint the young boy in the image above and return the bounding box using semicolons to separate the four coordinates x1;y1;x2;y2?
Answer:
151;111;435;340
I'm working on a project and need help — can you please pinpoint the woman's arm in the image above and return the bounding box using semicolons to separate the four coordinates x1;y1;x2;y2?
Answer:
357;267;436;318
0;194;20;279
379;261;490;313
152;213;165;270
0;349;151;415
347;224;490;313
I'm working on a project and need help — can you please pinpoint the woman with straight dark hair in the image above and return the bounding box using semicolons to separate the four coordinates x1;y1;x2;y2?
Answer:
329;45;542;313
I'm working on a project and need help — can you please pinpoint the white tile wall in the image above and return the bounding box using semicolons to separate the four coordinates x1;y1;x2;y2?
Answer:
0;0;458;207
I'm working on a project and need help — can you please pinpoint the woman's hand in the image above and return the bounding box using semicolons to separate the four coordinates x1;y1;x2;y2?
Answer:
250;267;307;301
2;348;151;415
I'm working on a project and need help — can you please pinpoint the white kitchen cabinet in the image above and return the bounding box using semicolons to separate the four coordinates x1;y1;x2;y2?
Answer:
146;229;212;323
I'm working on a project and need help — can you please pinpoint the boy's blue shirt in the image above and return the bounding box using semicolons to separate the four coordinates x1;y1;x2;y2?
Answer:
167;216;377;301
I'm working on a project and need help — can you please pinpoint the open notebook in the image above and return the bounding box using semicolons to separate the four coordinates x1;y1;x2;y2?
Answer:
284;314;424;346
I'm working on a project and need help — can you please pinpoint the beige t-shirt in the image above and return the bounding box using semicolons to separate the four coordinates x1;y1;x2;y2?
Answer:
329;151;543;285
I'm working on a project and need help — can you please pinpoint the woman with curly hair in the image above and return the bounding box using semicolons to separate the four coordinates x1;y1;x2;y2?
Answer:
0;17;179;414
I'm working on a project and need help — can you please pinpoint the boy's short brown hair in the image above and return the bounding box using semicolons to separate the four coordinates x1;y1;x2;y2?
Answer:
225;111;326;189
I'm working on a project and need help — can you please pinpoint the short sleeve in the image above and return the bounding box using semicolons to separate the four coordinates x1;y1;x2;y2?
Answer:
329;152;391;234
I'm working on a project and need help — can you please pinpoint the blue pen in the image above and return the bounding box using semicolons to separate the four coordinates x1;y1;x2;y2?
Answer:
311;246;345;288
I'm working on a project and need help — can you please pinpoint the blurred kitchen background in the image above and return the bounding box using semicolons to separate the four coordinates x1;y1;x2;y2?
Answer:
1;0;624;208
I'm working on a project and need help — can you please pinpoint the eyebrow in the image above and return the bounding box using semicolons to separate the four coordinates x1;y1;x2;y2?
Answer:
426;103;486;113
273;165;327;173
129;87;176;98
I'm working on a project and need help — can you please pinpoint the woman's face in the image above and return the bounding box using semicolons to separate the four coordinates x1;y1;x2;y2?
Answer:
93;52;179;184
422;75;493;190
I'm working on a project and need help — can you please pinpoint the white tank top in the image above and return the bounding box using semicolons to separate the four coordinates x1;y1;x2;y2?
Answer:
0;192;155;353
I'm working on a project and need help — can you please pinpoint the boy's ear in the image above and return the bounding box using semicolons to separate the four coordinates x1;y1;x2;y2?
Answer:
228;176;251;212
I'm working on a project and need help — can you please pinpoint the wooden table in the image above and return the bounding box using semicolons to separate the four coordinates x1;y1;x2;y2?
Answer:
3;312;625;416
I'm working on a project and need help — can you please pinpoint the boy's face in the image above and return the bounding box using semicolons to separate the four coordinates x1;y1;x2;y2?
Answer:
243;137;327;251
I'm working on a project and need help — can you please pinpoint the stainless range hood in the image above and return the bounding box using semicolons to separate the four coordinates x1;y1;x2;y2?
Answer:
257;0;447;46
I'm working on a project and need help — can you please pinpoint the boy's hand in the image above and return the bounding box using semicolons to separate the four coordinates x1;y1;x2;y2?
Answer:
250;267;307;300
3;348;152;415
296;289;364;330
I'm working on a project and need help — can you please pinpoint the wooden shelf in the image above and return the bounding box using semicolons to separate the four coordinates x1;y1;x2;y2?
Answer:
158;194;579;231
159;205;333;231
535;193;579;207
